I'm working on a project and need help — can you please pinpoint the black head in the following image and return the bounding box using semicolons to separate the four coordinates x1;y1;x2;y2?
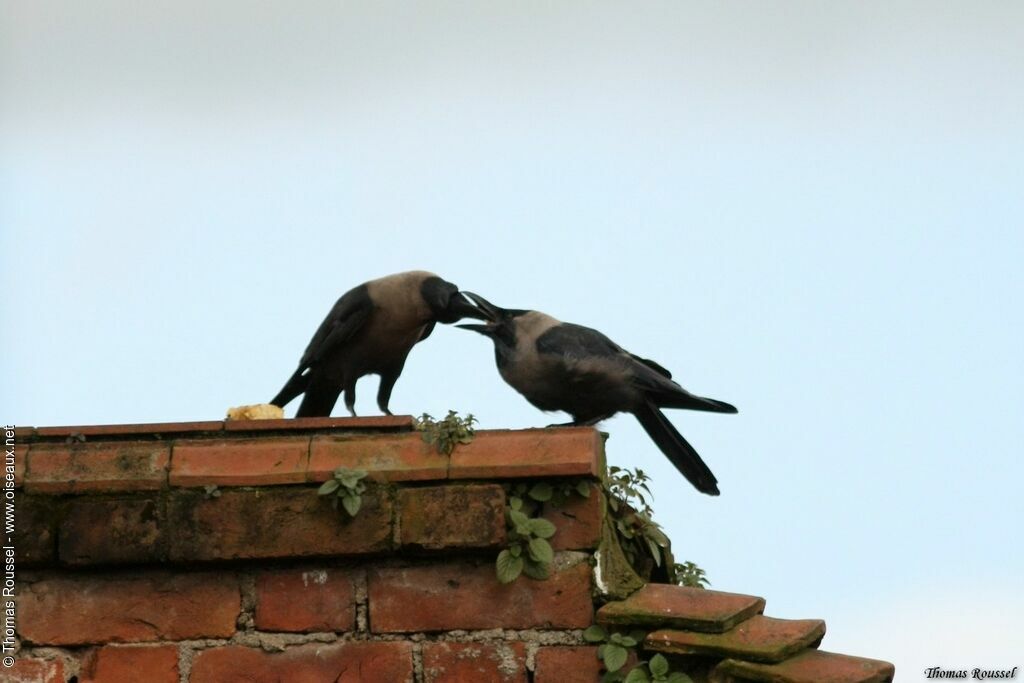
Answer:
420;276;490;324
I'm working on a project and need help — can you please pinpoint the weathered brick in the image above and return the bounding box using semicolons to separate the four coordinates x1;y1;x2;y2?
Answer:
18;572;239;645
422;642;527;683
398;485;505;550
309;433;447;482
646;616;826;663
26;442;169;494
13;426;36;444
80;645;179;683
59;496;164;565
225;414;414;432
12;494;57;566
0;657;65;683
190;641;414;683
34;421;224;438
170;437;309;487
368;559;593;632
534;647;605;683
11;443;26;487
254;568;355;632
549;483;603;550
598;584;765;633
450;428;604;479
167;488;392;562
712;649;896;683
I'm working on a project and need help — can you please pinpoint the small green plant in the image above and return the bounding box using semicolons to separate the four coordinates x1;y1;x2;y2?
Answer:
317;467;368;517
604;466;708;587
203;484;221;499
416;410;477;454
583;626;693;683
497;495;557;583
671;561;709;589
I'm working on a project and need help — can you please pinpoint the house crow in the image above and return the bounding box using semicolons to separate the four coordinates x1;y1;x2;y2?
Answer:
271;271;486;417
458;294;736;495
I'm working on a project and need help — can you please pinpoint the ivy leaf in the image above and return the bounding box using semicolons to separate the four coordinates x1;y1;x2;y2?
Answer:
527;537;554;564
649;654;669;678
527;517;557;539
576;481;591;497
521;558;551;580
583;625;607;643
624;668;650;683
318;479;341;495
646;537;662;567
603;643;628;672
341;494;361;517
509;543;522;558
665;673;694;683
618;635;638;648
508;508;531;530
528;481;554;501
509;496;523;511
496;549;524;584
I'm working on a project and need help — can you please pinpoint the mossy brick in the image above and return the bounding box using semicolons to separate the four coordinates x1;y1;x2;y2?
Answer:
450;428;604;479
368;558;593;632
598;584;765;633
646;615;826;663
60;496;165;565
189;642;414;683
18;572;239;645
167;487;392;561
712;649;895;683
80;645;180;683
170;437;310;487
25;442;170;493
309;432;448;482
13;494;58;566
422;642;528;683
398;484;506;550
254;567;356;632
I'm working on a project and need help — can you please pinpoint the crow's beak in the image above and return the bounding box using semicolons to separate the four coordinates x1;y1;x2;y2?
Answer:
455;322;494;335
461;291;503;322
446;291;490;321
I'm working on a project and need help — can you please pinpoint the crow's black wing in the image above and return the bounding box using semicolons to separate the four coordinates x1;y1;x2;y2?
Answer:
299;285;373;367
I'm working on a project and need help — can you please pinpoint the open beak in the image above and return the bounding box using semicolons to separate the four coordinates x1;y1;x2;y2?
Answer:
460;292;503;322
455;322;493;335
446;291;490;321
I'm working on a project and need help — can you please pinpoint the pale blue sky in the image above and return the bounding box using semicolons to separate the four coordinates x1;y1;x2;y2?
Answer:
3;1;1022;674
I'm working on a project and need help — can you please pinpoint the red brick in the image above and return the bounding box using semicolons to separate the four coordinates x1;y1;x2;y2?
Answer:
713;649;895;683
190;641;414;683
170;437;309;486
13;426;36;443
423;642;527;683
598;584;765;633
254;568;355;632
646;615;826;663
368;560;593;632
549;483;603;550
80;645;179;683
25;442;169;494
450;428;604;479
18;572;239;645
167;488;392;561
309;433;447;482
0;658;65;683
59;496;164;566
11;443;25;487
534;647;604;683
13;494;57;566
225;414;414;432
398;485;505;550
34;421;224;438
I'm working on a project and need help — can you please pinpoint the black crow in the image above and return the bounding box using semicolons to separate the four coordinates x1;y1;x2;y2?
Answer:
271;271;486;417
458;294;736;495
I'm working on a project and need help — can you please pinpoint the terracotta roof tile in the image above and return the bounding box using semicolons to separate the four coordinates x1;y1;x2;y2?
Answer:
598;584;765;633
712;649;895;683
646;615;825;663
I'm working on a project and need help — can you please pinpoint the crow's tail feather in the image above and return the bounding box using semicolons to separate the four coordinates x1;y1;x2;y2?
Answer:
633;401;720;496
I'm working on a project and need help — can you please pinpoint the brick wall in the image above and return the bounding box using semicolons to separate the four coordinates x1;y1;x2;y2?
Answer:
7;418;894;683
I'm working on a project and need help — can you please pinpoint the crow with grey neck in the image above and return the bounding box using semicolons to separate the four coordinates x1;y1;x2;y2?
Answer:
271;271;486;417
458;293;736;495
